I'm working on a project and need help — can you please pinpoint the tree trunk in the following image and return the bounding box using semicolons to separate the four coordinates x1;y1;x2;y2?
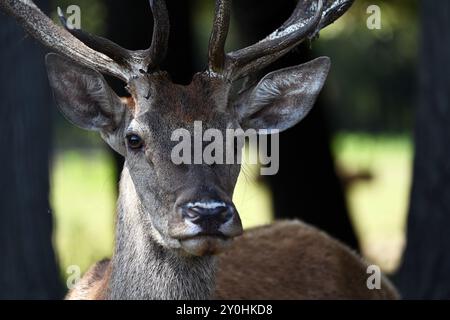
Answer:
395;0;450;298
0;0;62;299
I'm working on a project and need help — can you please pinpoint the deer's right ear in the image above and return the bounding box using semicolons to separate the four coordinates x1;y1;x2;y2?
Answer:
45;53;127;155
45;53;126;132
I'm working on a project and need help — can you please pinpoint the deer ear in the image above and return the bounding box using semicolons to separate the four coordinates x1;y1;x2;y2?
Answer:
45;53;125;132
45;53;127;155
235;57;330;132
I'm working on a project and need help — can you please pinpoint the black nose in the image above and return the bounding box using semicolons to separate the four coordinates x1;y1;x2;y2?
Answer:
181;202;234;226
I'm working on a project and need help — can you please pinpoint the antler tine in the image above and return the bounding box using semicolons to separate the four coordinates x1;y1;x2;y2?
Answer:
319;0;354;30
222;0;354;81
57;8;142;71
0;0;130;81
224;0;324;81
144;0;170;72
208;0;232;73
56;1;170;75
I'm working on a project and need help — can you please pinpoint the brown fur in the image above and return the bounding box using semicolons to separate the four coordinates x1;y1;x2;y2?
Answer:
66;259;111;300
67;220;398;300
120;96;136;111
215;220;398;299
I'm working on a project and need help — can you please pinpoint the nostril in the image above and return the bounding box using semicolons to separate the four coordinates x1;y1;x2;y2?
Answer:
182;207;202;222
211;206;231;222
190;206;208;215
180;202;234;225
222;205;234;221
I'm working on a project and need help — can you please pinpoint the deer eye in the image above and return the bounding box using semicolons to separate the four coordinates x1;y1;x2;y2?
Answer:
126;134;144;150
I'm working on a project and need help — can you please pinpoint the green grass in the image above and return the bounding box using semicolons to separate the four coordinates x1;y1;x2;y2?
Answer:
51;133;412;279
51;150;116;275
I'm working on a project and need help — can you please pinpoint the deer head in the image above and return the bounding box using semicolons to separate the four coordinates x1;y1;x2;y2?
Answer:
1;0;353;257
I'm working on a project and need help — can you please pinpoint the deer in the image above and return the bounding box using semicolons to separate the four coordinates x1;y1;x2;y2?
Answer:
1;0;399;299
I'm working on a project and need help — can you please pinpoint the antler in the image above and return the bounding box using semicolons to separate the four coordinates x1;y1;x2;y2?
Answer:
207;0;354;81
2;0;352;83
0;0;170;82
208;0;231;73
145;0;170;70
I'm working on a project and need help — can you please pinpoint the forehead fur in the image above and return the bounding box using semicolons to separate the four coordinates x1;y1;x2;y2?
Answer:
126;72;232;123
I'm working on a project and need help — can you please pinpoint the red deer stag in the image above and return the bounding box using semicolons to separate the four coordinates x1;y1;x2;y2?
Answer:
0;0;398;299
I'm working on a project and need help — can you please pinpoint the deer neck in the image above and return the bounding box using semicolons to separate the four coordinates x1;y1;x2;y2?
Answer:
106;166;216;300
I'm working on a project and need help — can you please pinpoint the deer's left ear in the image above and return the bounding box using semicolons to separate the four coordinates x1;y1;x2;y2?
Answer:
235;57;330;132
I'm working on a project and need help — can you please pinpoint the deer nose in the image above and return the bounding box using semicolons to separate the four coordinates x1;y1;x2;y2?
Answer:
181;201;233;225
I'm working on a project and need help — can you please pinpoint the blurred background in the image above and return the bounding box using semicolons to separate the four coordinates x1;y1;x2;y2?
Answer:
2;0;449;299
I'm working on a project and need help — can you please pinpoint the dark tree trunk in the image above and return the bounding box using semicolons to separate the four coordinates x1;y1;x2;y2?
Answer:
106;0;195;87
0;0;62;299
267;99;358;249
233;0;359;249
395;0;450;298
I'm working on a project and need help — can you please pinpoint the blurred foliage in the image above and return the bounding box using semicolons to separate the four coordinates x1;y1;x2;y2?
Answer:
316;0;418;133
